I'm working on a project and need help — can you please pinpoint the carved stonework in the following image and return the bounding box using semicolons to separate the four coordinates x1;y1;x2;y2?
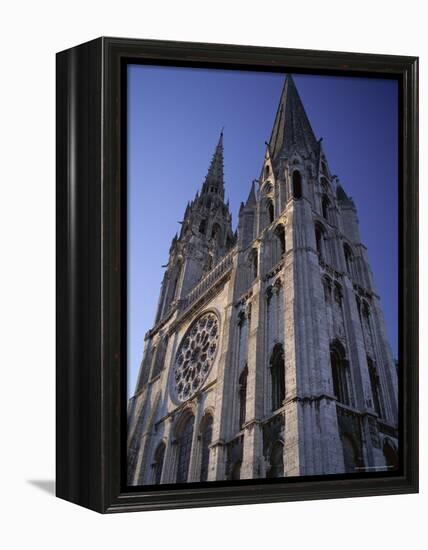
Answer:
172;312;219;402
127;74;398;486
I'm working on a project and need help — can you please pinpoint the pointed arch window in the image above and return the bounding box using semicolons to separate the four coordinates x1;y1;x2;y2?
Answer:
292;170;302;199
199;219;207;235
153;442;166;485
321;194;330;220
315;222;327;261
170;259;183;302
334;282;343;306
367;356;382;417
330;341;350;405
239;365;248;429
274;224;286;256
267;199;274;224
176;414;195;483
344;243;353;277
270;343;285;410
322;275;332;302
152;336;168;379
199;415;213;482
250;248;258;280
265;165;270;178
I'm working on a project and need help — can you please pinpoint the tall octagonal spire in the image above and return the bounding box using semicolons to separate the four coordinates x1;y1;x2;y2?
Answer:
269;74;318;161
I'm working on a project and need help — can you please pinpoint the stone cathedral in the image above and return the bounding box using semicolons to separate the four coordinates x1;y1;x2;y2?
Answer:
127;75;399;486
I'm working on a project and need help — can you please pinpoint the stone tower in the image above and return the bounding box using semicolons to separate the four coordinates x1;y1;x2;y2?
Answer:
127;75;399;485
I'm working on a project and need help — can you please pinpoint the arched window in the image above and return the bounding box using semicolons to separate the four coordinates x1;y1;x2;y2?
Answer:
266;285;273;306
334;282;343;306
322;276;332;302
265;165;270;178
176;414;195;483
239;366;248;429
199;219;206;234
267;199;274;224
152;336;168;379
266;441;284;478
292;170;302;199
153;442;166;485
199;415;213;482
211;223;221;244
274;224;286;256
367;356;382;417
330;341;350;405
383;439;398;471
321;194;330;220
355;295;362;321
271;343;285;410
170;260;182;302
250;248;258;280
343;243;353;276
315;223;326;261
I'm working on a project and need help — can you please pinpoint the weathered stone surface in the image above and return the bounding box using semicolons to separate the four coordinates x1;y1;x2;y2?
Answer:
127;75;398;485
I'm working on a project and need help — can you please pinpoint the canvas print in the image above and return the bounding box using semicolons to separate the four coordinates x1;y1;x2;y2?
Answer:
126;66;399;486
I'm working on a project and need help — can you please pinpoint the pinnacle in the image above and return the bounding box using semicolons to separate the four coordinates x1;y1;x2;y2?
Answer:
245;180;257;207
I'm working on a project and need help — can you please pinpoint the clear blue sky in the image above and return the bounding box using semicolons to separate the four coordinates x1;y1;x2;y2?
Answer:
127;65;398;397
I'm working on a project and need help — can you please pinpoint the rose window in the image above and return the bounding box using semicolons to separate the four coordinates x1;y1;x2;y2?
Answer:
173;312;219;401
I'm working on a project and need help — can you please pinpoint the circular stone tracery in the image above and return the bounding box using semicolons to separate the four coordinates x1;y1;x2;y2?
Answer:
173;312;219;402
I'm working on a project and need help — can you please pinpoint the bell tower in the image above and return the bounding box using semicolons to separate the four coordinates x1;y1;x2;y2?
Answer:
155;131;235;323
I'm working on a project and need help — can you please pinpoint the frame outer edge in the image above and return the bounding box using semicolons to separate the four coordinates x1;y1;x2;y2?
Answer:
57;37;419;513
56;37;105;513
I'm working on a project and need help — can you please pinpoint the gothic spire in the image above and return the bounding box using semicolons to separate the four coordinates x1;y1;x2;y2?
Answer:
268;74;318;161
201;130;225;199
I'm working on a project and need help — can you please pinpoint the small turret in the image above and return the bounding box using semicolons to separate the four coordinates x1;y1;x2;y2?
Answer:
336;182;360;243
238;181;257;248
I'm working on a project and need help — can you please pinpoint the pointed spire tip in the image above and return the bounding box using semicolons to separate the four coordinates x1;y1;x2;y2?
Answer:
268;73;318;161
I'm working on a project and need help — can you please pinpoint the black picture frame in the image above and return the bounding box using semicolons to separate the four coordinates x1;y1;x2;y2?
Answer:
56;37;418;513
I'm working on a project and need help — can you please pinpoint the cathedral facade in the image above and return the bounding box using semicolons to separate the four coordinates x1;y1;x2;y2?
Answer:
127;75;399;485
